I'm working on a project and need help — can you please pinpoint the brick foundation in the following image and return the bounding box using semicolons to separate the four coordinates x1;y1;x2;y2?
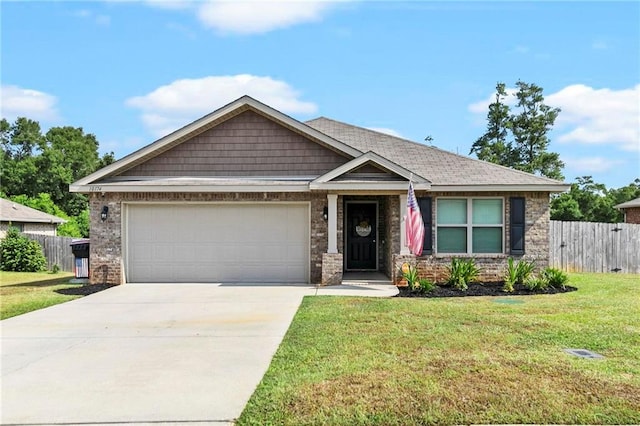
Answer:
321;253;343;286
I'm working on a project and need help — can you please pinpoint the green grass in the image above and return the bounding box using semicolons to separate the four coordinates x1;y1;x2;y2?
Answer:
238;273;640;425
0;271;78;320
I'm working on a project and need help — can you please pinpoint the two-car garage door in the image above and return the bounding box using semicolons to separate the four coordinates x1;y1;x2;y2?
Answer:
125;204;309;283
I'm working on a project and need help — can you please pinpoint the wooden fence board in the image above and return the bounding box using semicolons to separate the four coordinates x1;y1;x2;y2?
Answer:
550;221;640;274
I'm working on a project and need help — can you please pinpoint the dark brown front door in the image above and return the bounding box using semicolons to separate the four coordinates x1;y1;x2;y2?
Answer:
346;202;377;270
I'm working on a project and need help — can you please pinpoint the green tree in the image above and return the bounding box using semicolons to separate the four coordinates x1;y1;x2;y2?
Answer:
470;80;564;180
551;177;640;222
470;82;514;165
1;117;115;218
8;193;84;237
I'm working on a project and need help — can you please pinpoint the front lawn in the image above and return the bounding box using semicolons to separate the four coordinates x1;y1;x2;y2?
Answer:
238;273;640;425
1;271;79;319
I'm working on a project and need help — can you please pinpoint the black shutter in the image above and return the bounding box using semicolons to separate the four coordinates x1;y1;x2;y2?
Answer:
510;197;525;255
418;197;432;255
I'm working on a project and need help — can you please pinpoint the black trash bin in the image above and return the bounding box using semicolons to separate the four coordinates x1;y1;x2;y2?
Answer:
70;238;90;279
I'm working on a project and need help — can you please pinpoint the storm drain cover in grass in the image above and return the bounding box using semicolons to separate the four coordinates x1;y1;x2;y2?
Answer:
493;299;524;304
564;349;604;359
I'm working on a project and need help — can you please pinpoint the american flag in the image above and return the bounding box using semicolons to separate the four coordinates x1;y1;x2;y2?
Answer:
406;181;425;255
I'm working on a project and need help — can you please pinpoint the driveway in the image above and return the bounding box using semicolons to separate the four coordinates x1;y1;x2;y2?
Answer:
1;283;397;425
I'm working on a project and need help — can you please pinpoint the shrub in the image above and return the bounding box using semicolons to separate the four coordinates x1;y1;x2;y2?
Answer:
503;258;536;293
0;229;47;272
541;267;568;289
446;258;479;291
402;263;420;291
51;264;60;274
418;278;435;293
524;275;549;291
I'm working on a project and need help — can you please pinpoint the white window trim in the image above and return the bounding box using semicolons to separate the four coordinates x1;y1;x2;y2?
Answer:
435;197;505;255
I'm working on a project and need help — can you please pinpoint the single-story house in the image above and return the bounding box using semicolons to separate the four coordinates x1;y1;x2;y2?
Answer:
0;198;67;238
615;197;640;224
70;96;569;285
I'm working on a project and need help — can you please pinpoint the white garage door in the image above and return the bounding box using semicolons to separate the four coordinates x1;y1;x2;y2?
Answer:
125;203;309;283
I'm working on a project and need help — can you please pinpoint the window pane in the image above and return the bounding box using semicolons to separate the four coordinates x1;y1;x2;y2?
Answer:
437;227;467;253
437;199;467;224
472;227;502;253
472;199;503;224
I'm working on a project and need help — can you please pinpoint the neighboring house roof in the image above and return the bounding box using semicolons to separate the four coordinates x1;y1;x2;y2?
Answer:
70;95;569;193
306;117;567;191
0;198;67;224
615;197;640;209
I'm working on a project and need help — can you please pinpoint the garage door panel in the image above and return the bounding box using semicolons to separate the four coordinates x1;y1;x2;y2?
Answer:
127;204;309;283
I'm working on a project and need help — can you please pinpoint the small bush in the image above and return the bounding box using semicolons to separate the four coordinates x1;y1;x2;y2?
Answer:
541;267;568;289
402;263;420;291
0;229;47;272
503;258;536;293
51;264;60;274
524;275;549;291
418;278;435;293
446;258;479;291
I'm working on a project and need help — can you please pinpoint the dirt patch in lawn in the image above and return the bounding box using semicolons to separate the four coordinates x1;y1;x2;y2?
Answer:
396;282;577;298
55;284;115;296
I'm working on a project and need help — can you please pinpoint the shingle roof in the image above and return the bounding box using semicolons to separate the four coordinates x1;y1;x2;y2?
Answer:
305;117;567;187
0;198;67;224
615;197;640;209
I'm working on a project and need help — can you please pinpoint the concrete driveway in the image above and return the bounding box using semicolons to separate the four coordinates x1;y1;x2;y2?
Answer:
1;283;397;425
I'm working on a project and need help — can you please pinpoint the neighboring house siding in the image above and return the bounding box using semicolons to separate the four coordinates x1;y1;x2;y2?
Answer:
89;192;329;285
393;191;550;283
0;222;57;238
623;207;640;224
119;111;350;177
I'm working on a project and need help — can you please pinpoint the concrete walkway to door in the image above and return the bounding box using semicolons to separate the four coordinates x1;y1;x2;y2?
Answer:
1;283;397;425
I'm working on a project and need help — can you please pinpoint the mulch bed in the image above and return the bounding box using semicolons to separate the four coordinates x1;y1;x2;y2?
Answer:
396;282;578;298
56;284;116;296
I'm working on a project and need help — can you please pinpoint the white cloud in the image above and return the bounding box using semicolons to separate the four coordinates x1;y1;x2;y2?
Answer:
563;157;625;174
367;127;403;138
592;40;608;50
197;0;332;35
73;9;111;26
469;83;640;152
547;84;640;152
0;85;60;122
141;0;338;35
126;74;318;136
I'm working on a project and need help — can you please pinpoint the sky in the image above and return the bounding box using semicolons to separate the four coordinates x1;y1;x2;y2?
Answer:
1;1;639;188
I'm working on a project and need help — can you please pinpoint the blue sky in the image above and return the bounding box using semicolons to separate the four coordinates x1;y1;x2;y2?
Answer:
2;1;638;188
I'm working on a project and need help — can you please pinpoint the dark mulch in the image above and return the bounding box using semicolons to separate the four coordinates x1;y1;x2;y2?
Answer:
396;282;578;298
56;284;116;296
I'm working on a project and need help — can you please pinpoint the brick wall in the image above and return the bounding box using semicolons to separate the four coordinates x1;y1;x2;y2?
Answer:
623;207;640;224
89;191;328;285
393;192;551;284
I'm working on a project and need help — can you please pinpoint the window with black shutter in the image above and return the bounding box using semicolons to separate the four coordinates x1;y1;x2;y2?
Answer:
510;197;525;255
418;197;432;255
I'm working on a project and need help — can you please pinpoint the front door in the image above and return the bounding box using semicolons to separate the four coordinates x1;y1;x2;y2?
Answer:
346;202;377;270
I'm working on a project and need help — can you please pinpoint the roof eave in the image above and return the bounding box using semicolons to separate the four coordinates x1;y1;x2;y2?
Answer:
430;184;571;193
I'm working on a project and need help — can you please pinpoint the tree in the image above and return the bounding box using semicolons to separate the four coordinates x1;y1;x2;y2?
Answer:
551;177;640;222
1;117;115;218
470;82;513;165
470;80;564;180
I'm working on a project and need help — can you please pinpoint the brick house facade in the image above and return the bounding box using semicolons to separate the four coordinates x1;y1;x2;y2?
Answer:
72;96;567;286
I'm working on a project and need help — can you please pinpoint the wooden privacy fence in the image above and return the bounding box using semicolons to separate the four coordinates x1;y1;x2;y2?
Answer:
21;234;75;272
549;221;640;274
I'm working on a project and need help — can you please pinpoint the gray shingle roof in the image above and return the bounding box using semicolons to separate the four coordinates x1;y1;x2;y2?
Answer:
615;197;640;209
305;117;566;187
0;198;67;224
